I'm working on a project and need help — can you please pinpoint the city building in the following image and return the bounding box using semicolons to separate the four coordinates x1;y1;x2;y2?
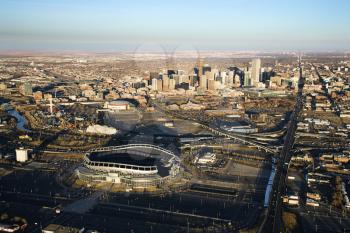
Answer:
244;70;252;86
195;152;216;165
151;78;158;91
199;75;207;89
251;58;261;86
103;100;135;111
162;75;169;91
196;58;204;76
208;79;216;90
15;148;29;162
169;78;176;90
203;65;211;76
156;79;163;91
33;91;43;102
19;82;33;96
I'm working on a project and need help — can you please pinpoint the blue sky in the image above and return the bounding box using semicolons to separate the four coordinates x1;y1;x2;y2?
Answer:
0;0;350;52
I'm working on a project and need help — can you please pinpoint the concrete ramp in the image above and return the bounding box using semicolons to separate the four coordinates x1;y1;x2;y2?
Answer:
64;191;103;214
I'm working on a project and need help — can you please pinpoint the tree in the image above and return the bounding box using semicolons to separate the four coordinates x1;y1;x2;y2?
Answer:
0;213;8;221
331;176;344;208
282;211;298;232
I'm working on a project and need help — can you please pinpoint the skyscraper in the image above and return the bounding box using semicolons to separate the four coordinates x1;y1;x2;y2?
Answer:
208;79;216;90
151;78;158;91
189;75;198;87
156;79;163;91
244;71;252;86
162;75;169;91
179;75;189;84
251;58;261;86
202;65;211;76
169;79;176;90
196;58;204;76
200;75;207;89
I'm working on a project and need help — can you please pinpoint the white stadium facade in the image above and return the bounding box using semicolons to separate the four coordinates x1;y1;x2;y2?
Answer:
75;144;181;188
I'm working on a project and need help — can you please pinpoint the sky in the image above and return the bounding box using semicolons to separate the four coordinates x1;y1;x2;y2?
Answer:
0;0;350;52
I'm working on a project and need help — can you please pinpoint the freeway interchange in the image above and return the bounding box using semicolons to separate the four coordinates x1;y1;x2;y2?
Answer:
151;100;281;154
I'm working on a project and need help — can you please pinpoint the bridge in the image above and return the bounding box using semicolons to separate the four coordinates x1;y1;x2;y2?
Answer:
199;124;278;154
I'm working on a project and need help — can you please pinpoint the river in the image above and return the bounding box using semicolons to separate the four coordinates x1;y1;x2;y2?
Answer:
7;110;32;132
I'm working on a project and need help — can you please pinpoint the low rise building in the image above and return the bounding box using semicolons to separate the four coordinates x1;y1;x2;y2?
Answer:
104;100;135;111
15;147;29;162
195;152;216;165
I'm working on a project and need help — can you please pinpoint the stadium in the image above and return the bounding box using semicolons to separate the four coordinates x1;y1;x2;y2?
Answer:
75;144;181;188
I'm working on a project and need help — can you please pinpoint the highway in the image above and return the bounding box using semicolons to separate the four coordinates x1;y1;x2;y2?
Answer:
151;101;278;154
259;56;305;233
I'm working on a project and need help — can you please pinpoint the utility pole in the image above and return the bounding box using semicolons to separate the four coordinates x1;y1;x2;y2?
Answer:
187;218;190;233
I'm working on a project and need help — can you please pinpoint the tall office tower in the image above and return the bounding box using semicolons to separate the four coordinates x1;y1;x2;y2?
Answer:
177;70;185;75
179;75;189;84
205;71;215;81
196;58;204;76
215;76;223;84
228;71;234;85
200;75;208;89
167;70;176;76
156;79;163;91
261;70;272;83
202;65;211;76
151;78;158;91
211;68;219;76
227;76;233;87
169;79;176;90
220;71;227;85
234;74;241;85
208;79;216;90
162;75;169;91
173;75;180;85
251;58;261;85
189;75;198;87
244;71;252;86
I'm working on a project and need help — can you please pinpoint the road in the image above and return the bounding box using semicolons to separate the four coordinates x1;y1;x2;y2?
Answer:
259;56;305;233
0;158;263;232
151;101;278;154
313;64;341;115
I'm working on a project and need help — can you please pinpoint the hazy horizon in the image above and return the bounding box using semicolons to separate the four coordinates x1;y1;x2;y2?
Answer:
1;0;350;53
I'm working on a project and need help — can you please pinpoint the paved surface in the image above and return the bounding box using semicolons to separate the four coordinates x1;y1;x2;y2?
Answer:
260;57;305;233
64;191;104;214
